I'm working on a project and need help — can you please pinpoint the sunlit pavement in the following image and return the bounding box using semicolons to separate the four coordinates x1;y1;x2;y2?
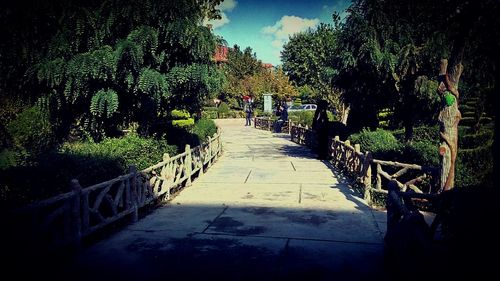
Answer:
70;118;387;281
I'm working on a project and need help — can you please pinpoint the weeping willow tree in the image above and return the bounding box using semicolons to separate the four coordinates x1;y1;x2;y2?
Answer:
2;0;225;140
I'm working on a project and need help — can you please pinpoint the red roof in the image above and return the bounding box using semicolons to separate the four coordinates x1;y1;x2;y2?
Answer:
214;45;228;62
262;63;274;69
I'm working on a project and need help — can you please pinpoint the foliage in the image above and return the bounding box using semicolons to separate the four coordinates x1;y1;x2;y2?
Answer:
349;129;401;159
6;106;54;160
90;89;119;118
459;128;494;149
1;0;225;142
201;107;219;119
61;135;177;173
0;134;177;209
221;45;298;107
402;141;440;167
170;109;191;120
217;102;230;117
192;118;217;142
172;119;195;128
288;111;315;127
455;142;493;188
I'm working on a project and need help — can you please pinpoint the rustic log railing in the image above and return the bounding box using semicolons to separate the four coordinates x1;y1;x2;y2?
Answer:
5;132;223;249
254;116;290;133
289;124;440;205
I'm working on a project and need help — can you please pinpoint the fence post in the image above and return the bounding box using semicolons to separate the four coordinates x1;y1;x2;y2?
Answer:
376;163;382;190
161;153;171;201
129;165;139;223
214;132;221;157
70;179;82;247
354;144;361;172
362;152;373;204
354;144;360;153
185;144;192;186
207;136;213;167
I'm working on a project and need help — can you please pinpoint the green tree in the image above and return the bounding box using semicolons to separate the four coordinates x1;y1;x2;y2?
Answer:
1;0;225;141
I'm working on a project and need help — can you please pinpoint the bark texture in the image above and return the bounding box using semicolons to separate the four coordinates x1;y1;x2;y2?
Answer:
438;59;462;191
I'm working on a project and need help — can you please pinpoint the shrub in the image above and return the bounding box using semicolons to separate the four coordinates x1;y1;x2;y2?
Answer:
289;110;314;127
393;125;469;145
459;128;494;149
202;107;218;119
455;142;493;188
0;149;20;170
217;102;230;117
192;118;217;142
0;135;177;209
61;134;177;172
6;106;54;159
349;129;401;159
402;141;440;167
170;109;191;120
172;118;195;128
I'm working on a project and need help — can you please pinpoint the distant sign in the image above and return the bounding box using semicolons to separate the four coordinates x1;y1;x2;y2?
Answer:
263;93;272;112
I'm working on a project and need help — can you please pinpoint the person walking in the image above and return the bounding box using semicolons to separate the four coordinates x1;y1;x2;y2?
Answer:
274;101;288;133
244;97;253;126
312;100;329;159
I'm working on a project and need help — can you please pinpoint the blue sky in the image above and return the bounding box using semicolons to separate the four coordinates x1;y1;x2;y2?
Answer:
205;0;352;66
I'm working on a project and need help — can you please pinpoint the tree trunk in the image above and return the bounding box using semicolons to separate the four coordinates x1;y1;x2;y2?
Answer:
341;104;350;125
438;58;463;191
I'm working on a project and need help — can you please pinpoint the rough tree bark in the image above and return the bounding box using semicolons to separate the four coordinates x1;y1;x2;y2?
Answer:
437;55;463;191
340;103;350;125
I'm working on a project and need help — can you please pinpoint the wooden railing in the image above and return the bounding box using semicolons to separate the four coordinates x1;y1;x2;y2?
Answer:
5;132;223;249
254;117;289;133
289;124;440;205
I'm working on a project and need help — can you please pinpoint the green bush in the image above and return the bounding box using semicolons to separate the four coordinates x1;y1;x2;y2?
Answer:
455;142;493;188
289;110;315;127
172;118;195;128
6;106;54;159
61;134;177;172
170;109;191;120
201;110;218;119
393;125;469;145
0;149;20;170
217;102;230;117
459;128;494;149
192;118;217;142
0;135;177;209
349;129;401;159
402;141;440;167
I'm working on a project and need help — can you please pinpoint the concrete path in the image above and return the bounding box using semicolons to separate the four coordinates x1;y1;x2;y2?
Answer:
70;119;387;281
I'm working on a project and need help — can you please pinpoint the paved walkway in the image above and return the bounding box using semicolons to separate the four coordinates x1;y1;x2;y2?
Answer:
71;119;387;281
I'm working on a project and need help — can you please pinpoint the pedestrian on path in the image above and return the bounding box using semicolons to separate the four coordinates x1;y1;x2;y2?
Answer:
244;96;253;126
273;101;288;133
312;99;329;159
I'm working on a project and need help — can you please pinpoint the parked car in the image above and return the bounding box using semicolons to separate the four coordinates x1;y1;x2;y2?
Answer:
286;105;304;112
287;104;317;112
302;104;317;111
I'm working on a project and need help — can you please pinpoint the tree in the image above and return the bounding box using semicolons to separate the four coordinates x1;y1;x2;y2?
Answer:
1;0;225;140
281;23;349;123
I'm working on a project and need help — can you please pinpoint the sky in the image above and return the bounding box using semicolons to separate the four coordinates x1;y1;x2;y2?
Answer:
205;0;352;66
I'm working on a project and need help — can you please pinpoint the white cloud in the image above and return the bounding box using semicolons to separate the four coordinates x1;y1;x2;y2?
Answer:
262;15;319;40
261;15;319;64
203;0;237;29
219;0;237;12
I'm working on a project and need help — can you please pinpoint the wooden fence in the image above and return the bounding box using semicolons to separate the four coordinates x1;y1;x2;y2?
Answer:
5;132;223;249
288;124;439;205
254;117;290;133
